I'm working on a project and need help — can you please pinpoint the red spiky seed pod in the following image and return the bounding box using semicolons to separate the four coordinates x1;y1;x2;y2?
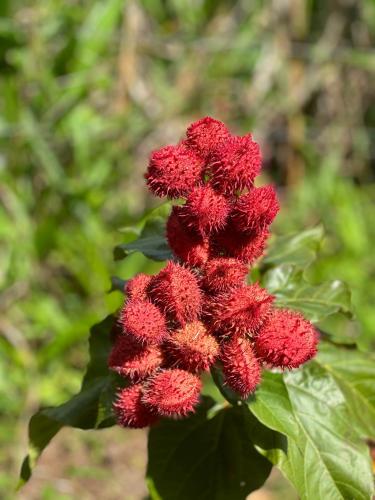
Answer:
120;299;168;344
180;185;230;236
167;321;219;373
211;224;269;264
166;207;209;267
142;369;202;417
209;134;261;195
125;273;152;301
201;258;248;293
113;384;158;428
145;142;204;198
148;261;202;325
254;309;319;368
232;185;279;233
206;283;274;337
221;336;261;398
186;116;230;159
108;334;163;380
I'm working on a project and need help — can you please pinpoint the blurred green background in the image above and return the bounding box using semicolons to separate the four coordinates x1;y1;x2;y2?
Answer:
1;0;374;498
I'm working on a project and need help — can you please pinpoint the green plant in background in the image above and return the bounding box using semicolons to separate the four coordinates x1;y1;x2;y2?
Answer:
19;185;375;499
1;0;375;497
18;116;375;499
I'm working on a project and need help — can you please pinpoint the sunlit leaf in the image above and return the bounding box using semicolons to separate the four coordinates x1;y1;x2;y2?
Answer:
248;344;374;500
263;227;324;268
263;264;353;322
316;343;375;438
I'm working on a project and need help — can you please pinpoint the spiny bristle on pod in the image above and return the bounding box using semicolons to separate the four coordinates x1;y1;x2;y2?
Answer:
145;142;204;198
186;116;230;160
142;369;202;417
201;258;248;293
108;334;163;380
166;207;209;267
254;309;319;368
232;185;279;233
221;336;261;398
209;134;261;195
179;185;230;236
125;273;152;301
211;224;269;264
113;384;158;428
206;283;274;337
166;321;219;373
120;299;168;344
148;261;202;325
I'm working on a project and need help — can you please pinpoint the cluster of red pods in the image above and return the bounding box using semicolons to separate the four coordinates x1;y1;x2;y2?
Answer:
109;117;318;428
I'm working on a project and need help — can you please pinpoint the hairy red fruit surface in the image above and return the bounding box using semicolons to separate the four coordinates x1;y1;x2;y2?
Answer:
108;334;163;380
125;273;152;301
254;309;318;368
148;261;202;325
232;185;279;233
201;258;248;293
221;336;261;398
207;283;274;337
120;299;167;344
142;369;202;417
167;321;219;373
145;142;204;198
180;185;230;236
113;384;158;428
166;207;209;267
211;225;269;264
186;116;230;159
209;134;261;194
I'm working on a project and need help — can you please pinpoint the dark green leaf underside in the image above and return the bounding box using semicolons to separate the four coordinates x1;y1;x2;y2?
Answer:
114;217;172;261
147;399;274;500
19;315;117;486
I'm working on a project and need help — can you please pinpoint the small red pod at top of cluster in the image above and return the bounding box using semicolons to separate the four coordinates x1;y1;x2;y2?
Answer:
180;185;230;236
186;116;230;160
232;185;279;233
145;142;204;198
111;117;319;429
209;134;262;195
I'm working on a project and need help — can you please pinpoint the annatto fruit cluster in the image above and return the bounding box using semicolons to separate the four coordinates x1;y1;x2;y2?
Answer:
109;117;319;428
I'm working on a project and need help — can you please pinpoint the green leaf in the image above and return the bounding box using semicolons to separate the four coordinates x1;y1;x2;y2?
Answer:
19;315;118;486
316;343;375;438
114;203;173;262
109;276;127;293
248;346;374;500
263;264;353;322
262;226;324;268
114;217;172;262
147;398;274;500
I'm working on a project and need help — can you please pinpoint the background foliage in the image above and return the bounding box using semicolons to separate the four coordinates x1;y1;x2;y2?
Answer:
1;0;374;498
